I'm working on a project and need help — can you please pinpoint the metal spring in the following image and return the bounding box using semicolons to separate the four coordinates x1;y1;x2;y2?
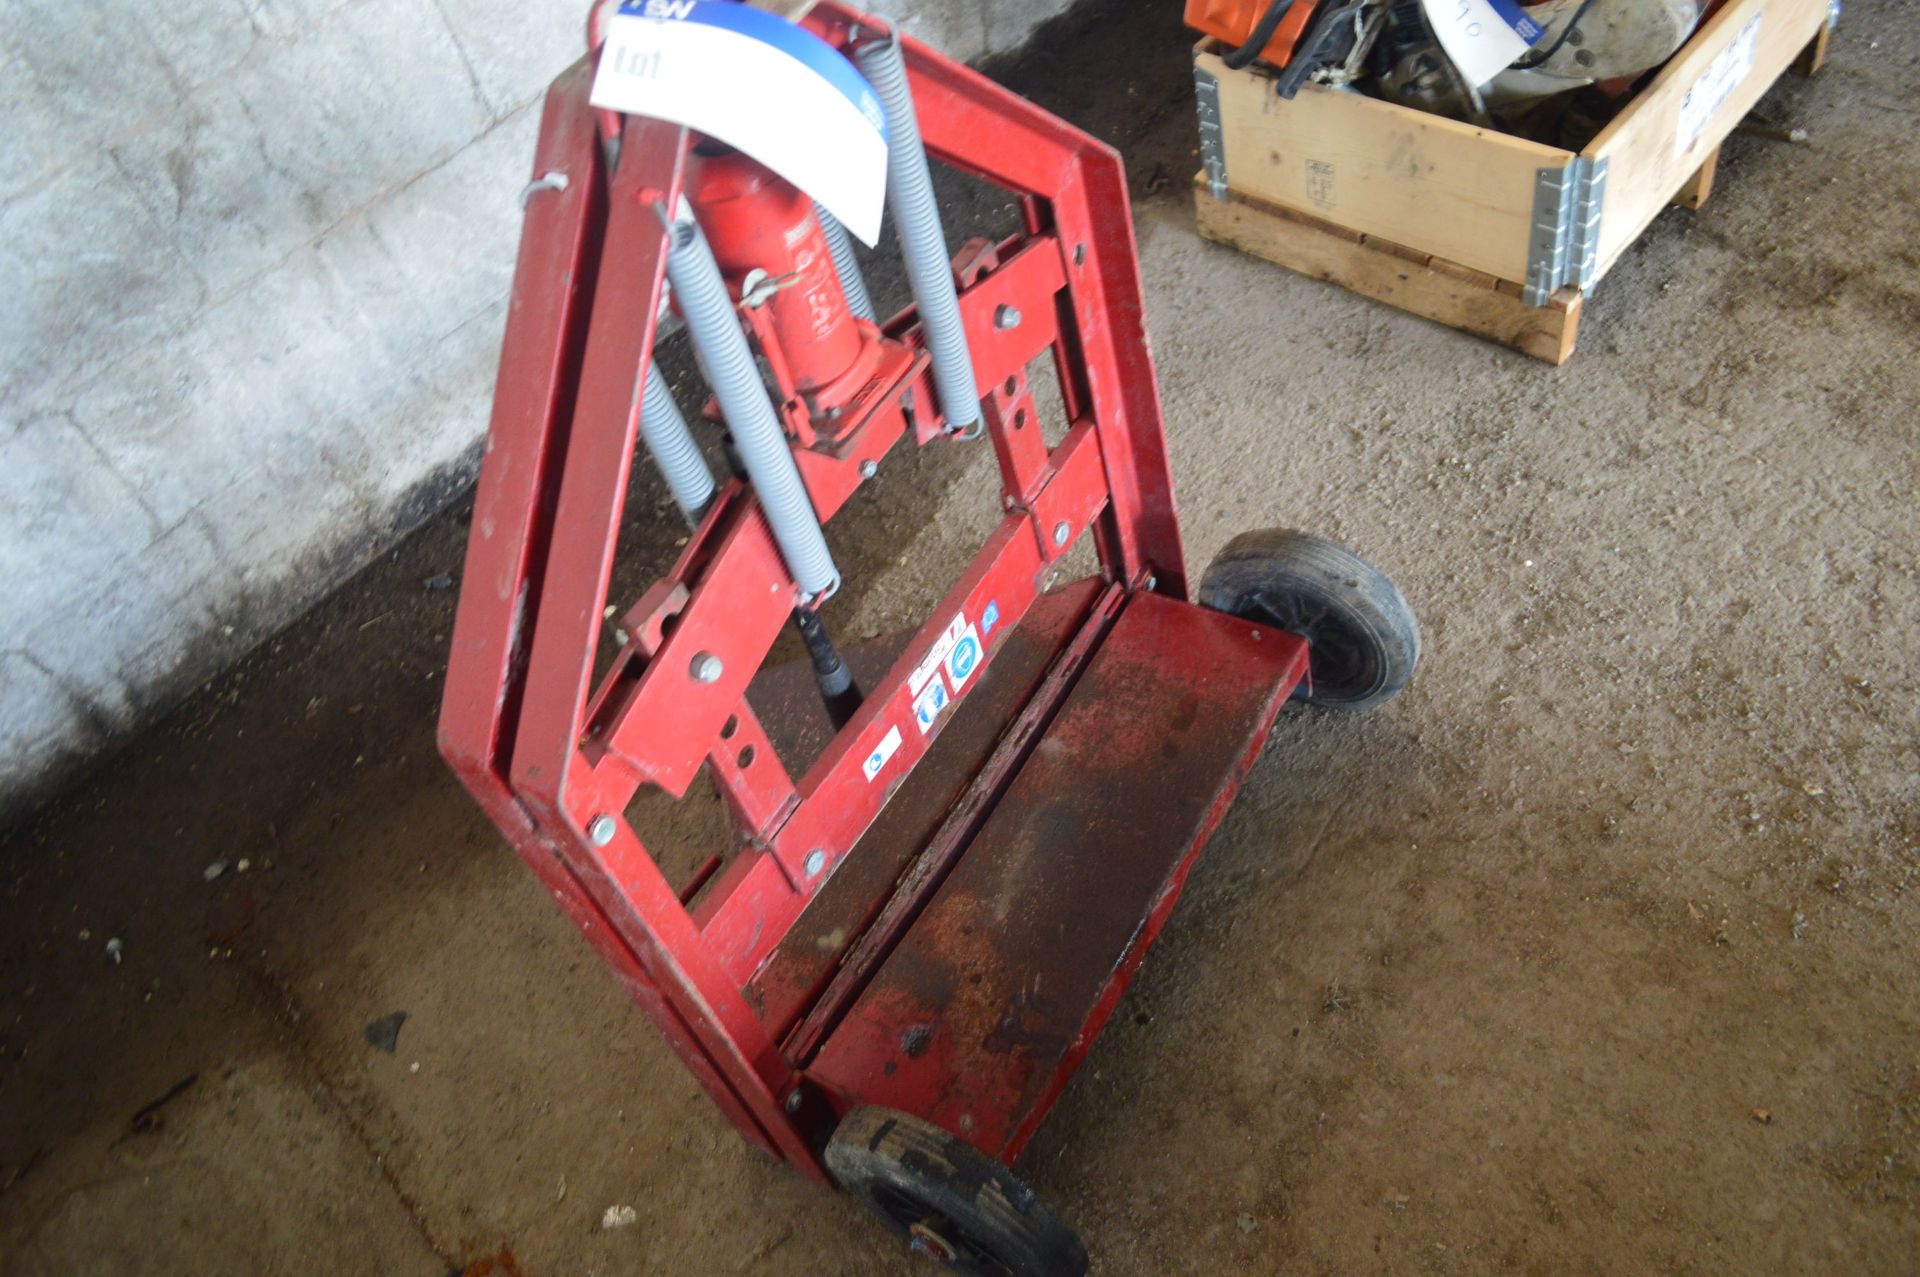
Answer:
815;202;877;324
854;30;981;434
664;217;840;600
638;361;715;528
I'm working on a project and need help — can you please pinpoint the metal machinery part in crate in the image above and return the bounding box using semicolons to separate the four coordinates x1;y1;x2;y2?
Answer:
438;3;1420;1271
1186;0;1708;111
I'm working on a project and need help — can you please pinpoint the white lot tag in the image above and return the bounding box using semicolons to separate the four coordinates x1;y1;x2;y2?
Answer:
1420;0;1546;86
590;0;889;245
1675;14;1762;158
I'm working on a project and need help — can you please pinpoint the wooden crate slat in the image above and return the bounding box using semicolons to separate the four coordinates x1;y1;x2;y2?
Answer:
1584;0;1831;281
1674;146;1721;210
1194;183;1581;366
1199;46;1574;285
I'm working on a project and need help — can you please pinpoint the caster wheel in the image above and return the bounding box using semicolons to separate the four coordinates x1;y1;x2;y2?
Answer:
826;1107;1089;1277
1200;528;1420;712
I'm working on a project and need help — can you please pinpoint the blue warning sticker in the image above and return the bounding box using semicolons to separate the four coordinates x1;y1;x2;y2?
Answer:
911;678;950;734
946;624;983;691
980;600;1001;636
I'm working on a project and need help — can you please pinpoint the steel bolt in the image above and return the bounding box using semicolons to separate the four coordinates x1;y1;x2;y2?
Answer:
1052;521;1070;547
588;815;618;847
804;849;826;877
690;651;724;683
1144;574;1158;591
784;1089;804;1114
859;459;878;479
994;304;1022;330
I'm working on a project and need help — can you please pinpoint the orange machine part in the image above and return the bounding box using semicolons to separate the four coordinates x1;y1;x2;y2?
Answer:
1184;0;1322;67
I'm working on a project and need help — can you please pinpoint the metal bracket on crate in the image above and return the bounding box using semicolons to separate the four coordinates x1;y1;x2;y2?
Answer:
1525;155;1608;306
1570;156;1608;291
1194;64;1228;202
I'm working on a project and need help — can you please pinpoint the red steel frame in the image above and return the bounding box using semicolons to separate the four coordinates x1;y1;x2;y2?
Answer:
440;3;1234;1182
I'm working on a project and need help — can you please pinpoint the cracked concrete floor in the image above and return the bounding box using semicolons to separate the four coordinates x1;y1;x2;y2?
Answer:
3;2;1916;1273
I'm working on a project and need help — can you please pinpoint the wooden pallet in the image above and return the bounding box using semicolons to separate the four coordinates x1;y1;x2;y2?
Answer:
1193;0;1833;364
1195;184;1588;363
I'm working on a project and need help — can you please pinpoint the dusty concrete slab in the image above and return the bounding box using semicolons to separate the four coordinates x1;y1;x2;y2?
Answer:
2;1;1916;1274
2;1055;444;1277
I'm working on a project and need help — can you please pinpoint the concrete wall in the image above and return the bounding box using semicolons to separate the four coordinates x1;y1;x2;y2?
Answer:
0;0;1073;827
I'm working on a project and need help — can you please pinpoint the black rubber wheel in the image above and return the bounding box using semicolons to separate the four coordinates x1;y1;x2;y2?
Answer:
825;1107;1089;1277
1199;528;1420;712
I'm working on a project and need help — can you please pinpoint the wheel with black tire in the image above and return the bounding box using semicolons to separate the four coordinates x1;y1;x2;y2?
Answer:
825;1107;1089;1277
1199;528;1420;712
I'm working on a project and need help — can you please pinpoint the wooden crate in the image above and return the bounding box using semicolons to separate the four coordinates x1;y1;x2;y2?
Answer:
1192;0;1833;363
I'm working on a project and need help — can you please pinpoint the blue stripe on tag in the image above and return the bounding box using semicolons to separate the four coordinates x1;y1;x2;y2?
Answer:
616;0;887;138
1483;0;1548;44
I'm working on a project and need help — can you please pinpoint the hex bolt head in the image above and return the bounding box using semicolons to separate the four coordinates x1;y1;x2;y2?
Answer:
994;304;1022;330
804;849;826;877
588;815;618;847
859;459;878;479
1052;521;1070;547
689;651;724;683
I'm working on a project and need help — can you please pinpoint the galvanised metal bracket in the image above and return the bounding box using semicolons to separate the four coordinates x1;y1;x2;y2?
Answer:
1524;155;1608;306
1195;65;1228;202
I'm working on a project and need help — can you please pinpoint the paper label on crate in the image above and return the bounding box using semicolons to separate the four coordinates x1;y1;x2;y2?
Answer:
945;624;983;692
911;679;951;734
1420;0;1546;86
590;0;889;245
1675;13;1763;159
862;724;903;782
909;614;970;696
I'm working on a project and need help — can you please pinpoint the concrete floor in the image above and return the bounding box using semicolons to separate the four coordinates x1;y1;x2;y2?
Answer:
3;3;1916;1274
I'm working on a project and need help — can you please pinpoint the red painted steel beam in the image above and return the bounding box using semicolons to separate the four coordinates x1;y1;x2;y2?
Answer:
437;66;784;1160
509;110;694;817
488;110;822;1172
440;59;603;808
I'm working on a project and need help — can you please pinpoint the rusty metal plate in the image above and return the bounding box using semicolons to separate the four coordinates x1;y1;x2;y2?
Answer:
804;591;1308;1161
744;580;1104;1035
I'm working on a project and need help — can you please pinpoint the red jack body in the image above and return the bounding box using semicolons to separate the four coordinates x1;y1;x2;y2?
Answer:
687;143;871;403
434;4;1418;1265
443;0;1235;1175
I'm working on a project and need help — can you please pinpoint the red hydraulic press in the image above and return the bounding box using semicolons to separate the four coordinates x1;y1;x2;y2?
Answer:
440;3;1419;1271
